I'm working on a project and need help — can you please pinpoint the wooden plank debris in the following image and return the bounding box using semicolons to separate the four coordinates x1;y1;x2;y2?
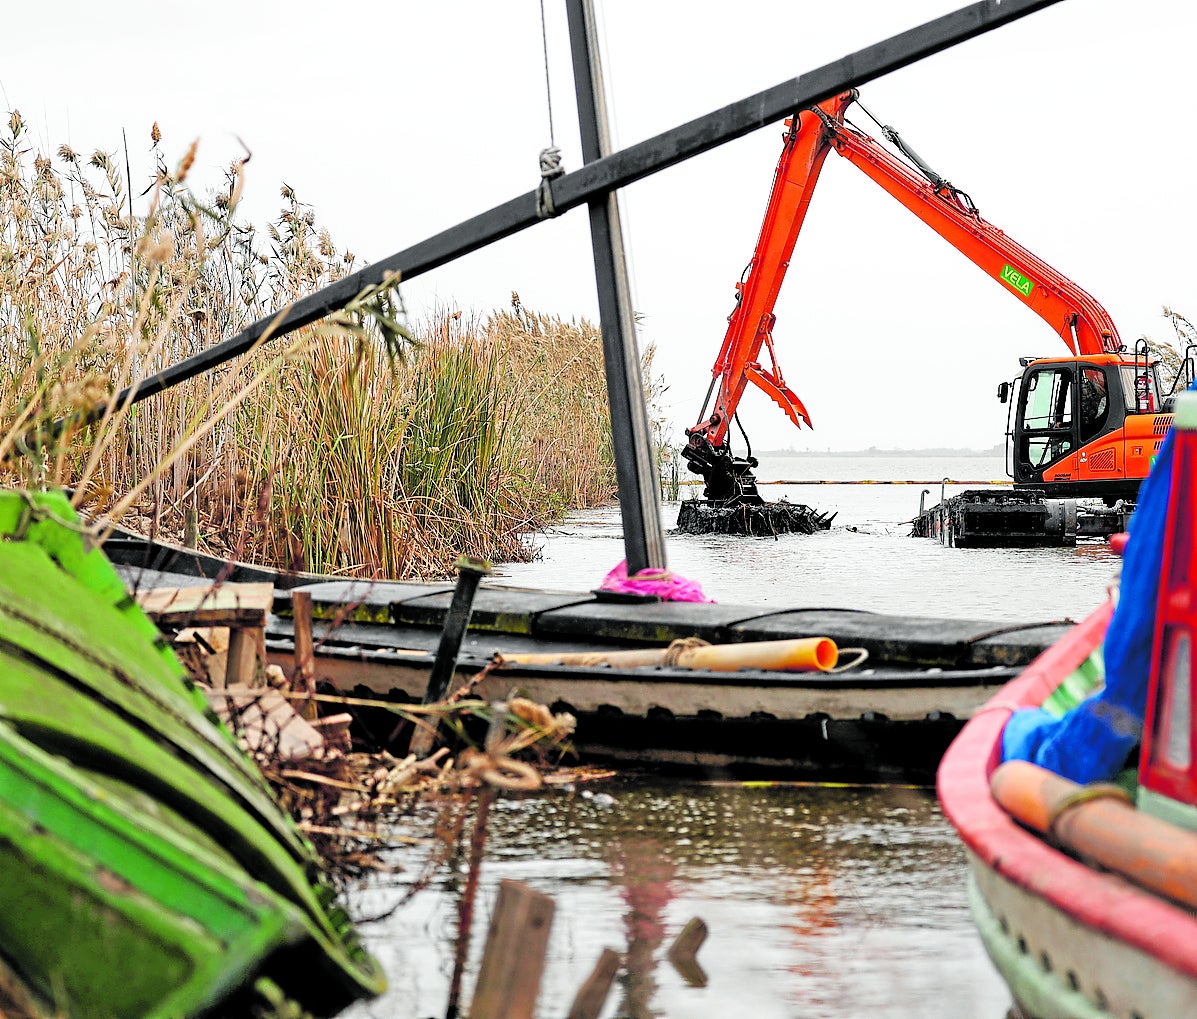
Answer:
137;582;273;687
566;947;622;1019
135;582;274;626
204;684;325;761
469;879;555;1019
308;712;353;753
225;627;261;687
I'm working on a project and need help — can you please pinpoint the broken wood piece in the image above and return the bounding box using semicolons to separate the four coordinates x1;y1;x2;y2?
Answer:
566;947;621;1019
139;583;273;687
667;917;709;987
136;582;274;627
226;627;261;687
203;684;325;761
469;879;555;1019
308;712;353;753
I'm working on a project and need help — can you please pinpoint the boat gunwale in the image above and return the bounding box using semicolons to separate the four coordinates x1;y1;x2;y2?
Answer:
108;536;1075;678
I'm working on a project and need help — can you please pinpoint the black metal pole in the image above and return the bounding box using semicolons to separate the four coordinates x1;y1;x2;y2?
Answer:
423;556;492;704
566;0;667;576
406;555;492;756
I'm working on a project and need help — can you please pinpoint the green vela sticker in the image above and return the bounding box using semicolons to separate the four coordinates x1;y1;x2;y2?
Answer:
1000;263;1035;298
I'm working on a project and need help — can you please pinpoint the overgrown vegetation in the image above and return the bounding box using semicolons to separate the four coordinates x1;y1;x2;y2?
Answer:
1147;308;1196;394
0;114;652;578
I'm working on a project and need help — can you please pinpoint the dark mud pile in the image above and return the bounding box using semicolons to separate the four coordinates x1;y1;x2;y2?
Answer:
675;499;836;536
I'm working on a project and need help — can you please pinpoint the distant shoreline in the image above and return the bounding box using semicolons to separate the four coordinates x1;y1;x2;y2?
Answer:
756;447;1005;458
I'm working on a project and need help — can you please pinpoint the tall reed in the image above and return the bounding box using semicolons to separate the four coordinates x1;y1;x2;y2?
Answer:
0;115;655;579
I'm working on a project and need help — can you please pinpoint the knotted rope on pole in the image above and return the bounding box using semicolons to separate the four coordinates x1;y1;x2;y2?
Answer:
536;146;565;219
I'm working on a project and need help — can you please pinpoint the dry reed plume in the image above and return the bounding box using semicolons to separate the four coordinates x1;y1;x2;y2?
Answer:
0;114;657;578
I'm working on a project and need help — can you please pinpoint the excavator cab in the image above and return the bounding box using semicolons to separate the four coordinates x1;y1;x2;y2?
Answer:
1008;355;1167;501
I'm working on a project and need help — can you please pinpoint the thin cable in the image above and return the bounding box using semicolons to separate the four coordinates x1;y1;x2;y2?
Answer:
734;413;754;461
539;0;556;147
536;0;564;219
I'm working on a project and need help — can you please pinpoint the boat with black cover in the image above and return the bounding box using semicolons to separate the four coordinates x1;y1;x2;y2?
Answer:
107;533;1075;784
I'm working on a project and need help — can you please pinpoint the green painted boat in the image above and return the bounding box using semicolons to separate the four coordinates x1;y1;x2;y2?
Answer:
0;489;385;1018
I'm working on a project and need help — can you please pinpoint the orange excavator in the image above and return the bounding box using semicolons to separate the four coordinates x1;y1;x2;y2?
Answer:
682;89;1179;534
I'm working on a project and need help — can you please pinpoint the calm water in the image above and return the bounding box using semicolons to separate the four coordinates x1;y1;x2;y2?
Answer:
345;455;1120;1019
493;454;1118;622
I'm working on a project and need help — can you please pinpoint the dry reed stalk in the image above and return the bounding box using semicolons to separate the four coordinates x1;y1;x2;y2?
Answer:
0;114;667;580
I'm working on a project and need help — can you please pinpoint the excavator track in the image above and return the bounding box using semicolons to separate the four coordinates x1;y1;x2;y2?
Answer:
909;489;1132;547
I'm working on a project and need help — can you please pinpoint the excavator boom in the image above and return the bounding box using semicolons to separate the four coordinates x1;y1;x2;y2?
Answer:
818;104;1122;357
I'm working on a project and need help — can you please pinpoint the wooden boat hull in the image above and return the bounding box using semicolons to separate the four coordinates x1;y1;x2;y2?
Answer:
937;602;1197;1018
965;846;1197;1018
109;536;1075;784
0;493;384;1018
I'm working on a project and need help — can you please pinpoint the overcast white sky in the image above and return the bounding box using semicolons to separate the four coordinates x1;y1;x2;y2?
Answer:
5;1;1195;452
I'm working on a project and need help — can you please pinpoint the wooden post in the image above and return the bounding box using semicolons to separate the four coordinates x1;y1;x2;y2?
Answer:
468;879;554;1019
566;948;621;1019
291;589;318;720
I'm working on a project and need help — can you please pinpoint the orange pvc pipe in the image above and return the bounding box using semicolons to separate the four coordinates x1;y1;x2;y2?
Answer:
992;759;1197;912
673;637;837;673
496;637;838;673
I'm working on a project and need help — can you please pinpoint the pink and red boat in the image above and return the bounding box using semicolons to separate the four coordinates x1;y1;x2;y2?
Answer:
938;388;1197;1019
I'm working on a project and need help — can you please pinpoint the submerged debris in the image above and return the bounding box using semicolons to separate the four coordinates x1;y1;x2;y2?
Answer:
194;659;603;888
675;498;836;536
217;689;582;873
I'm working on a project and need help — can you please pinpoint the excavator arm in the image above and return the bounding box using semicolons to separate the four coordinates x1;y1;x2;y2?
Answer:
682;91;856;502
683;88;1125;503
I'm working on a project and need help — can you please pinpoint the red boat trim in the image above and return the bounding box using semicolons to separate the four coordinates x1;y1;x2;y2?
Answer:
938;599;1197;982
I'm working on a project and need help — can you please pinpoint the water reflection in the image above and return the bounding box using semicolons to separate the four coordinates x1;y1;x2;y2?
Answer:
609;837;676;1016
344;779;1011;1019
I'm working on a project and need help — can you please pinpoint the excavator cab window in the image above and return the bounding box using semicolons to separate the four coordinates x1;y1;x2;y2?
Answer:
1120;364;1162;414
1018;366;1075;471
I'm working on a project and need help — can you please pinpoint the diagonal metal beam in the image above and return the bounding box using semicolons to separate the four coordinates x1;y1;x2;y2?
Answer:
86;0;1061;421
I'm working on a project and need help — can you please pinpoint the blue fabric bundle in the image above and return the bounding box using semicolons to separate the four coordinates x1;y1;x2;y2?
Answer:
1001;398;1185;783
